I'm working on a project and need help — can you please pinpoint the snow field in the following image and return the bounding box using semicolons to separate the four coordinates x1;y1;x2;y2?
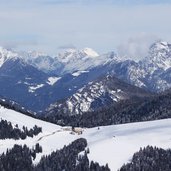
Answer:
1;105;171;170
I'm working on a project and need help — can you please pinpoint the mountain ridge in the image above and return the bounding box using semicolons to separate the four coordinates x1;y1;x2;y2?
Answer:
46;75;152;116
0;40;171;113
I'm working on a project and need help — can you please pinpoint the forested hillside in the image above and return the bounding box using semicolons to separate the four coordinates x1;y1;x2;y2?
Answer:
44;89;171;127
0;138;110;171
0;119;42;140
120;146;171;171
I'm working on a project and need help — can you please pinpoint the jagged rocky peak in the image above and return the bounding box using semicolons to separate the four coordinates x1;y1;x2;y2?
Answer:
0;47;18;67
0;47;18;58
150;41;171;52
57;47;99;63
148;41;171;60
145;41;171;70
81;47;99;57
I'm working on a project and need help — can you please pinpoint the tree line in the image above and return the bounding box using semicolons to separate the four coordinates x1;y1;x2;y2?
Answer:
0;138;110;171
0;119;42;140
120;146;171;171
0;143;42;171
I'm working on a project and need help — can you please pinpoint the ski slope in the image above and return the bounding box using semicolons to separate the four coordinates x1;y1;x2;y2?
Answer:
1;105;171;170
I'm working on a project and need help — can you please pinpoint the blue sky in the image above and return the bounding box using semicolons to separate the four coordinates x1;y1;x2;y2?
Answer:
0;0;171;58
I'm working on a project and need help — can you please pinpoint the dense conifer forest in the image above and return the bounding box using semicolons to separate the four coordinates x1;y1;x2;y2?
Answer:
120;146;171;171
36;138;110;171
0;143;42;171
0;138;110;171
2;139;171;171
0;119;42;140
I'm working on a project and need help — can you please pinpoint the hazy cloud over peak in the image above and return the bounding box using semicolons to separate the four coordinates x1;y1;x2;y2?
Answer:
117;33;160;60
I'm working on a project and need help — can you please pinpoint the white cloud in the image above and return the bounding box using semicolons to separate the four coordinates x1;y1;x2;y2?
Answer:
117;33;160;60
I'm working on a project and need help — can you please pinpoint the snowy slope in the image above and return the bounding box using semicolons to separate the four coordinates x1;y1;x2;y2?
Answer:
1;104;171;170
84;119;171;170
0;104;78;163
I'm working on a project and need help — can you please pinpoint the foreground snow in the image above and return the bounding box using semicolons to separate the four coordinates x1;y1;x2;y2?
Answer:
84;120;171;170
1;105;171;170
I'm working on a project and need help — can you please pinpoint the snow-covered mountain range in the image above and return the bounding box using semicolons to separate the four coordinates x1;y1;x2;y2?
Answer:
0;40;171;113
46;41;171;115
1;41;171;171
124;41;171;92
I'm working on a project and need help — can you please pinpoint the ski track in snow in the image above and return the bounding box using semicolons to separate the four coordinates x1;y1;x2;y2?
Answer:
1;105;171;170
